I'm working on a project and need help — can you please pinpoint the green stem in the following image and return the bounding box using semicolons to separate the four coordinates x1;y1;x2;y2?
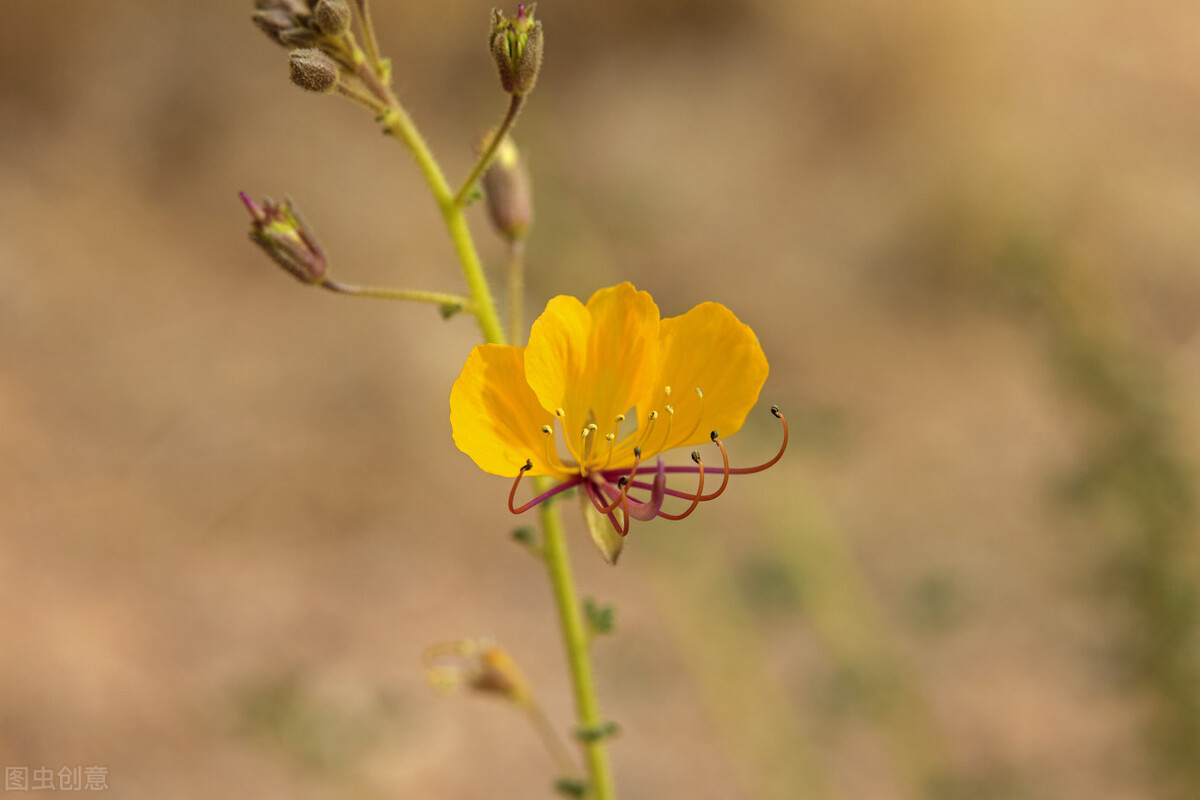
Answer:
355;57;506;345
351;0;384;76
537;479;617;800
320;278;472;310
342;40;613;796
454;94;525;207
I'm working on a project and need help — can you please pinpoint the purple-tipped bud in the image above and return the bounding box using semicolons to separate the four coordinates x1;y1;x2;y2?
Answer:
489;4;544;97
288;48;339;92
240;193;329;284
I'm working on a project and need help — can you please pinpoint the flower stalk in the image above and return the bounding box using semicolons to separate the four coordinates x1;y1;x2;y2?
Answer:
537;477;618;800
244;6;627;797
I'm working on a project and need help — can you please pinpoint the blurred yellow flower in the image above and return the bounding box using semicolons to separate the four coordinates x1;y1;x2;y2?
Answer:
450;282;785;539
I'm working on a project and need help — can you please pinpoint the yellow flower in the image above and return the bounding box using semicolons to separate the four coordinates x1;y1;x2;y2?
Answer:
450;282;786;539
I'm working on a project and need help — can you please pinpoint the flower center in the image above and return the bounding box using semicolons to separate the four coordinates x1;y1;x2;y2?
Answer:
539;384;707;477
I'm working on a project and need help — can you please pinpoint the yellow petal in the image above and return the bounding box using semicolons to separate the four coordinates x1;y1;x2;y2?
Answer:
450;344;559;477
649;302;769;453
523;293;591;419
525;283;661;446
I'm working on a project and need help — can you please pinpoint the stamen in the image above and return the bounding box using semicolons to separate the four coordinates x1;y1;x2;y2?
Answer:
554;408;584;466
726;405;789;475
579;422;599;467
507;459;533;514
649;404;675;453
508;459;584;514
664;385;672;397
657;450;706;521
635;410;659;452
698;430;731;501
541;424;572;474
679;386;706;443
597;448;642;516
587;481;629;536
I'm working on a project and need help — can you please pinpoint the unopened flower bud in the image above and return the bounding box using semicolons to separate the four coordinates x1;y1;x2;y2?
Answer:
240;192;329;284
252;9;298;44
480;134;533;242
490;4;543;97
277;26;319;48
254;0;310;16
251;0;314;47
289;48;339;93
424;638;532;706
313;0;352;35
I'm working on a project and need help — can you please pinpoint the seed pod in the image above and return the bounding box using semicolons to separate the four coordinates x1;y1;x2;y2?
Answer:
481;135;533;242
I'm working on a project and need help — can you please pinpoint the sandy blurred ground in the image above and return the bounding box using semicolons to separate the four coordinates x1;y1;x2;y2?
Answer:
2;1;1200;798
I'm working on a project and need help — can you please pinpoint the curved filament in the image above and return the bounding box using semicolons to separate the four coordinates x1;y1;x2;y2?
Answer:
657;451;705;521
727;406;789;475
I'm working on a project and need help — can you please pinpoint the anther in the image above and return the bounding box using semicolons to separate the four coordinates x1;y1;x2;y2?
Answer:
699;433;731;501
541;425;552;434
580;423;600;467
664;385;672;397
710;430;719;441
727;406;788;475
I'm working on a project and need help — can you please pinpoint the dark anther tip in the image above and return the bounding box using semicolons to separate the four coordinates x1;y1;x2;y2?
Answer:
691;451;702;464
710;430;720;441
770;405;781;417
522;459;533;471
617;477;628;487
633;446;642;457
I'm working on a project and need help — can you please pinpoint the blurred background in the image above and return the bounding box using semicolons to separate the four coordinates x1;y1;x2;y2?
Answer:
3;1;1200;798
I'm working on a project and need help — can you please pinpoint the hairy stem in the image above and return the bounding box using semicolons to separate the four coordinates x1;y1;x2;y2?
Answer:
352;54;506;345
454;94;525;207
320;278;471;310
536;478;618;800
339;35;614;796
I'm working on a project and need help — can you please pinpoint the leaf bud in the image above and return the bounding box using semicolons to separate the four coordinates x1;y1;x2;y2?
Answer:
288;48;339;93
312;0;352;36
239;193;329;284
480;133;533;242
489;4;544;97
